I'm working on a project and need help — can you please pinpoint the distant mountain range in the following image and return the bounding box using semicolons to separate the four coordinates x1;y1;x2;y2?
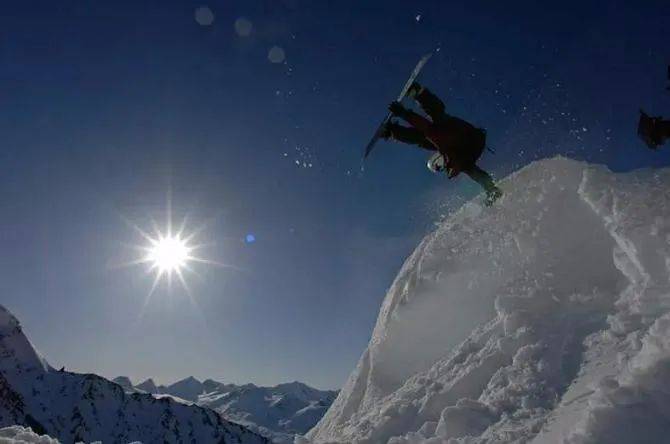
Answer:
0;304;269;443
113;375;338;443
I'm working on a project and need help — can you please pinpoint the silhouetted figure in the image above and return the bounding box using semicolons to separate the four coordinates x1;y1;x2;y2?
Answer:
382;82;502;205
638;65;670;149
638;112;670;149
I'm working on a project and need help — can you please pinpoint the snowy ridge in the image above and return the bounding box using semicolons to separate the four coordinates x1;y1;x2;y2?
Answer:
306;157;670;443
118;376;336;443
0;306;268;444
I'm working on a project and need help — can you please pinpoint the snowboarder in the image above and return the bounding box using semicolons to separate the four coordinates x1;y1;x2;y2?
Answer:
638;112;670;149
638;65;670;149
381;82;502;205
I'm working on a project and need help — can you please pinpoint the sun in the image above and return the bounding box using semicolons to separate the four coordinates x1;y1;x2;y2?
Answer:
118;197;241;307
146;234;191;273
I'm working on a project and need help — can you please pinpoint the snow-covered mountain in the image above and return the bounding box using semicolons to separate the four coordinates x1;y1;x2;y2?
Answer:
0;306;268;444
119;376;336;443
306;157;670;443
196;381;336;442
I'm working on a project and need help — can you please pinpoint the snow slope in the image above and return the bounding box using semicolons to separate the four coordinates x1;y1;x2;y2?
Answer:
306;157;670;444
0;306;268;444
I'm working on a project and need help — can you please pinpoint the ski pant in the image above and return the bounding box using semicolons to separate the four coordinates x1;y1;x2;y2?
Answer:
387;123;436;151
414;85;447;123
388;85;449;138
462;165;499;194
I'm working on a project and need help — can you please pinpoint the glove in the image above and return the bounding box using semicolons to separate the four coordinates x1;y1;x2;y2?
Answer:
388;101;408;117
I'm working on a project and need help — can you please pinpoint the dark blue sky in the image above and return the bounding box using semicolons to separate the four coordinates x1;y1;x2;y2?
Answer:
0;0;668;389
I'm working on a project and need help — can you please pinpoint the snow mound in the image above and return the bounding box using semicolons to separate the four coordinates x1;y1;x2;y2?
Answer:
0;426;58;444
306;157;670;443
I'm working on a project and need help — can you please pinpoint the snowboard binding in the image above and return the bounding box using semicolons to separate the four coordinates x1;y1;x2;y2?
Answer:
484;187;503;207
406;81;424;100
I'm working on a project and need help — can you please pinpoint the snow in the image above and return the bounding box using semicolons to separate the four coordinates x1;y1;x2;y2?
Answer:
306;157;670;443
0;426;58;444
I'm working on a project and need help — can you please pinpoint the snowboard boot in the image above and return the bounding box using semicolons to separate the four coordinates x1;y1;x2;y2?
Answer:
407;81;424;100
484;187;503;207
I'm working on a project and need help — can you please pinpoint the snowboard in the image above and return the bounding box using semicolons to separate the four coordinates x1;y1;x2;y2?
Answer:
362;53;432;160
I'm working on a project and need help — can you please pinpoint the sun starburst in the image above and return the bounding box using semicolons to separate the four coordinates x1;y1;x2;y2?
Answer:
119;207;208;298
146;233;191;274
115;193;245;315
130;221;203;296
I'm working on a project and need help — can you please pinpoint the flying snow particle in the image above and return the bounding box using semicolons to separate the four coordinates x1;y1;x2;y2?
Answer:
415;14;422;22
245;234;256;244
234;17;253;36
194;6;215;26
268;46;286;64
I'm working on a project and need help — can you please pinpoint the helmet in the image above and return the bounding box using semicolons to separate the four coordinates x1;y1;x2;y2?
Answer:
427;152;446;173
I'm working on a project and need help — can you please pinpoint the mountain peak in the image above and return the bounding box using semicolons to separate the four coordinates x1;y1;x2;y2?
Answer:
176;375;200;384
135;378;159;394
165;376;204;401
0;305;49;376
112;376;133;388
